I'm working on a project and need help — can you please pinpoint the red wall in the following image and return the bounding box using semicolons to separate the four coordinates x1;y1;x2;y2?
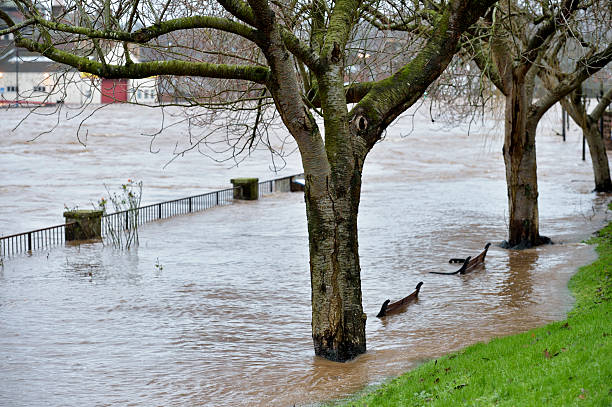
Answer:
101;79;128;103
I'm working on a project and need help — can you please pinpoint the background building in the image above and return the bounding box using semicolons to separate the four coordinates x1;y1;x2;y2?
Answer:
0;0;158;105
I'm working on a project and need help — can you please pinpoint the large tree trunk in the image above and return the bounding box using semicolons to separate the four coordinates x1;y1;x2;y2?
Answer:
584;119;612;192
502;74;549;249
254;16;367;362
305;168;366;362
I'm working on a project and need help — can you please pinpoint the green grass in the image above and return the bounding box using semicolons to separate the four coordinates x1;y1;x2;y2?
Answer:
337;213;612;407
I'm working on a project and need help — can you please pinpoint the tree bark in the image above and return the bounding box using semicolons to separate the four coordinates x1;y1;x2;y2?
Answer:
304;163;366;362
502;73;549;249
584;119;612;192
302;34;368;360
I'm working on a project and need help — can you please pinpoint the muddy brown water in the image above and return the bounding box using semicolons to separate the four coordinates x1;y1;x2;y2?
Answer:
0;104;609;406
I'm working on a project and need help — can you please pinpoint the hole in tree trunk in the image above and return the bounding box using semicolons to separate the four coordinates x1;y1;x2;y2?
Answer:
353;115;368;132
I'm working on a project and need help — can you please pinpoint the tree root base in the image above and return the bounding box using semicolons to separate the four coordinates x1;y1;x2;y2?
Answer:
314;339;366;363
592;184;612;193
499;235;552;250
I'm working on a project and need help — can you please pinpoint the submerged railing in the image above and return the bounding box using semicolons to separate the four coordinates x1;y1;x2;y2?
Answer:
0;222;75;258
102;187;237;236
0;173;304;258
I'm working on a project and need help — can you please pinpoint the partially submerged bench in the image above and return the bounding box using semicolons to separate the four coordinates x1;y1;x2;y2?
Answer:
429;243;491;275
376;282;423;318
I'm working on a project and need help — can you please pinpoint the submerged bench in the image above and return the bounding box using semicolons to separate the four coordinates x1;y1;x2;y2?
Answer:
376;282;423;318
429;243;491;275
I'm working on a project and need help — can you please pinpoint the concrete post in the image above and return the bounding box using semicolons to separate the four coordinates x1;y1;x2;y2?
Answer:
230;178;259;200
63;209;103;241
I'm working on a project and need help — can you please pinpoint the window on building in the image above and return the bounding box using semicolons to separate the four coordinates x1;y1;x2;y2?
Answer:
7;86;18;92
33;86;46;92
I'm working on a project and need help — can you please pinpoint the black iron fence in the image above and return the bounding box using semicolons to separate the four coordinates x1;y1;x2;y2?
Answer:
258;176;293;196
102;186;237;236
0;222;75;258
1;173;304;258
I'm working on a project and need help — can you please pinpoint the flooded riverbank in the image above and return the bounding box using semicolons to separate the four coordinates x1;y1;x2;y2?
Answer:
0;104;609;406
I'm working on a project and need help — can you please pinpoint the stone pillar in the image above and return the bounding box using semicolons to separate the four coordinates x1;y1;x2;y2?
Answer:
230;178;259;200
64;209;103;241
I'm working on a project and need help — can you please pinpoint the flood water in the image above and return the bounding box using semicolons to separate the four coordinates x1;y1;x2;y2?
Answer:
0;104;609;406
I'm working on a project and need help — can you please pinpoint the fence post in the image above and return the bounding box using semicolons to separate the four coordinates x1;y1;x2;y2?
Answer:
27;232;32;251
63;210;103;241
158;203;162;219
561;108;567;141
189;197;192;213
230;178;259;200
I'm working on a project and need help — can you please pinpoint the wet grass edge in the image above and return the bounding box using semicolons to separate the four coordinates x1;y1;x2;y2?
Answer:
332;206;612;407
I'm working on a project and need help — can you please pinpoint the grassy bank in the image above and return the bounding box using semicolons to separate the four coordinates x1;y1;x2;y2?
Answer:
338;215;612;406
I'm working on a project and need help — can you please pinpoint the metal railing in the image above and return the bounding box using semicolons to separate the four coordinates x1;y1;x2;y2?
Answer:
0;222;75;257
102;186;237;235
258;175;295;196
1;173;304;258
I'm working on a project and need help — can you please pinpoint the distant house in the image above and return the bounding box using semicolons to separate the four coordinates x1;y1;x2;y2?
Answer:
0;47;79;104
0;0;159;105
0;45;159;105
0;0;82;104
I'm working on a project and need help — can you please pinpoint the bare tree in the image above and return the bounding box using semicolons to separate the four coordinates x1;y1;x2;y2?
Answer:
377;0;611;248
536;5;612;192
0;0;495;361
565;85;612;192
462;0;612;248
554;83;612;192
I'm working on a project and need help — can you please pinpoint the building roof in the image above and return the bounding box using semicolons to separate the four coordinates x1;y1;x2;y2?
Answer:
0;47;69;72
